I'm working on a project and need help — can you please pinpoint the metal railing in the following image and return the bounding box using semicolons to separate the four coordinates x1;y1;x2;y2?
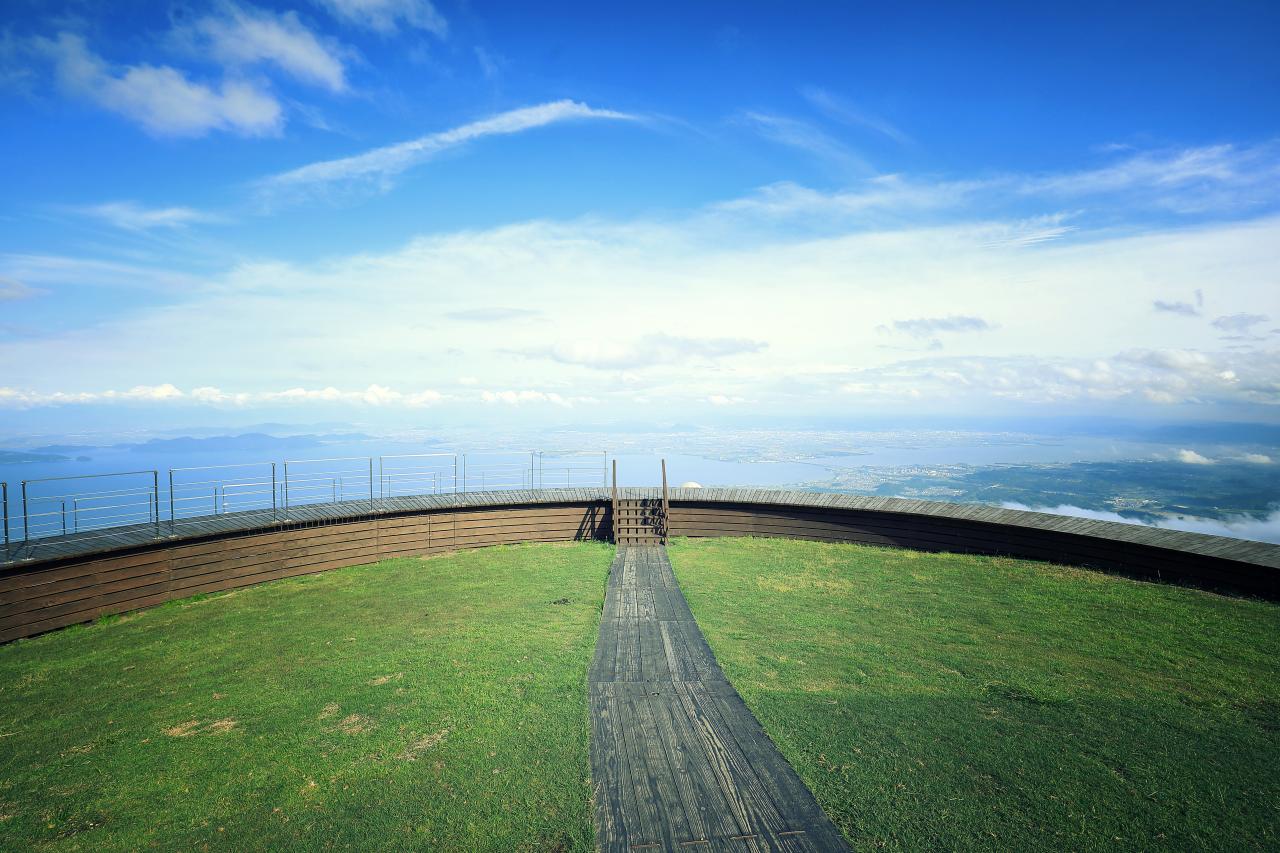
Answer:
0;447;609;556
169;462;277;531
460;451;537;492
282;457;375;515
379;453;458;498
536;450;609;489
17;471;160;546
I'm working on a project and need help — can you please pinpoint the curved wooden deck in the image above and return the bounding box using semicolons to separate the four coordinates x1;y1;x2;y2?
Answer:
3;488;1278;644
590;545;849;851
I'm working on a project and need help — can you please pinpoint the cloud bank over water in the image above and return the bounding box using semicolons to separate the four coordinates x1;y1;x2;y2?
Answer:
1001;502;1280;545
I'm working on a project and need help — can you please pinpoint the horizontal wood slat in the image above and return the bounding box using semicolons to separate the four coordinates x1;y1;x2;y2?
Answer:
0;504;609;642
669;504;1277;596
2;491;1276;644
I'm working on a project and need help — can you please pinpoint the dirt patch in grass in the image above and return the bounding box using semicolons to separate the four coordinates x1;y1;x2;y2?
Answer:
165;719;237;738
337;714;371;735
399;728;450;761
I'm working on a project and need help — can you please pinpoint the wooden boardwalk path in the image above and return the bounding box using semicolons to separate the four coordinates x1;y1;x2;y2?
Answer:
589;546;849;851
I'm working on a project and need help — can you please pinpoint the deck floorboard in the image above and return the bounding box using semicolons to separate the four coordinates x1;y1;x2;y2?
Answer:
589;545;849;852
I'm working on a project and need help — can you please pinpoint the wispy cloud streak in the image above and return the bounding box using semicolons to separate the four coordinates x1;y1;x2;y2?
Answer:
71;201;223;231
260;100;636;196
800;86;912;145
740;111;873;175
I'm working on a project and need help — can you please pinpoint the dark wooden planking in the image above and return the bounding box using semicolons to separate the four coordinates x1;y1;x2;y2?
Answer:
670;505;1277;595
6;487;1274;574
0;502;610;642
589;546;849;852
4;488;1278;643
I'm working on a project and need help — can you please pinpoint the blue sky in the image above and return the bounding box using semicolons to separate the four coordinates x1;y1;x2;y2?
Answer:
1;0;1279;433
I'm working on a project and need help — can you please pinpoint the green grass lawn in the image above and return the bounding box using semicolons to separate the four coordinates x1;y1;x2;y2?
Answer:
0;542;613;852
668;537;1280;852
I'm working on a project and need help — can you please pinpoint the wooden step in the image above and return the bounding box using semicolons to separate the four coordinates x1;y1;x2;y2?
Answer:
611;494;668;545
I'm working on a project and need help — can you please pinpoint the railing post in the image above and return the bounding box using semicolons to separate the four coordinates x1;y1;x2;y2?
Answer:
1;481;8;549
283;462;290;515
152;470;161;537
21;480;29;542
271;463;278;521
168;469;176;534
661;458;670;545
461;455;467;494
453;455;458;494
611;459;618;544
531;451;537;492
61;500;67;537
369;457;375;512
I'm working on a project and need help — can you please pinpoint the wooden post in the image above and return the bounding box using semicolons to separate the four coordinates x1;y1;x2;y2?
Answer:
611;459;618;544
660;458;669;545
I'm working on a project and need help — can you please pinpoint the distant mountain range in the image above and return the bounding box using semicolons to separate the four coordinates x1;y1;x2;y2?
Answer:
21;432;376;457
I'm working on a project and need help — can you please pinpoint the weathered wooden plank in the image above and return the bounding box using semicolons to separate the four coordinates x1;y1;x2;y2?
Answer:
6;488;1276;646
669;512;1270;590
0;577;171;632
0;549;169;595
588;684;629;851
588;546;849;851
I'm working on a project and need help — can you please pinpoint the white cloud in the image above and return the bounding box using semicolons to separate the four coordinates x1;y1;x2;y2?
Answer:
535;334;767;371
0;383;446;409
1239;453;1273;464
0;253;204;292
445;307;540;322
707;394;745;406
800;86;912;144
1001;503;1280;545
312;0;447;36
1153;299;1200;316
885;315;992;339
0;277;36;301
183;5;349;93
1212;313;1269;333
713;176;979;220
254;384;443;406
1019;141;1280;212
835;347;1280;408
36;33;281;137
740;111;872;174
480;390;585;407
718;142;1280;223
0;383;186;407
72;201;221;231
260;100;636;197
1176;448;1214;465
2;168;1278;417
474;46;501;79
